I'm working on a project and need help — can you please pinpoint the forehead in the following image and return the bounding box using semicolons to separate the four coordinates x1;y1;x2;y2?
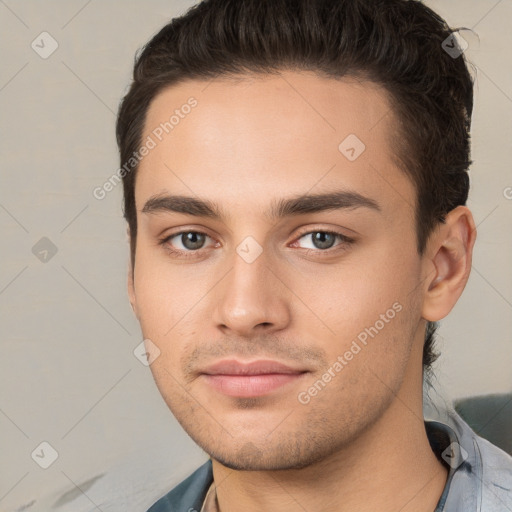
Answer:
137;70;414;220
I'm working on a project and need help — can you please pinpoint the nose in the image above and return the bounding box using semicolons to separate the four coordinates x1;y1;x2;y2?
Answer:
212;248;291;337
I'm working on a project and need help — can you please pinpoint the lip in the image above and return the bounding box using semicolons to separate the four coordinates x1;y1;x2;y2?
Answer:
200;359;308;397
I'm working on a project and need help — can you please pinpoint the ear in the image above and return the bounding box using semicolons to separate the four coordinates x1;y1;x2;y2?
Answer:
127;227;139;319
422;206;477;322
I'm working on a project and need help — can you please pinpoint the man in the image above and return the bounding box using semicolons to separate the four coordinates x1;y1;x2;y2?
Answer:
115;0;512;510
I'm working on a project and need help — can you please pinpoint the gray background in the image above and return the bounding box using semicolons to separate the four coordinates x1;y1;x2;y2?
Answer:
1;1;511;511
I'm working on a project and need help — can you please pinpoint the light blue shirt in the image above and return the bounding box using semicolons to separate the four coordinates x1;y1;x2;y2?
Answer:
432;411;512;511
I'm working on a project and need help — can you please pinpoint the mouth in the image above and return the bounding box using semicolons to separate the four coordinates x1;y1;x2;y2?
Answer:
200;359;309;398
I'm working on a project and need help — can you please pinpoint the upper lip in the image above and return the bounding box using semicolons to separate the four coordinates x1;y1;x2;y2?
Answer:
201;359;307;376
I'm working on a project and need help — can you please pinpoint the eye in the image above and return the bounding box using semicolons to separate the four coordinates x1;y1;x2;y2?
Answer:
159;231;215;254
292;230;354;252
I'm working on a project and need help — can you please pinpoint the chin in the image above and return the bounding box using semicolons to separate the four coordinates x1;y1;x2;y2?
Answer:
200;436;335;471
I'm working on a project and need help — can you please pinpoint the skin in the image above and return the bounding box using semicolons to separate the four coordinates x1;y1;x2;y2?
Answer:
128;70;476;512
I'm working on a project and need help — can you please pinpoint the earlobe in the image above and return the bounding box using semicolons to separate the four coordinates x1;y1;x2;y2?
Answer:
422;206;477;322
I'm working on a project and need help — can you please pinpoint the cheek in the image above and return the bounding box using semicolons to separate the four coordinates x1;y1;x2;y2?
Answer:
133;243;196;325
132;245;222;364
301;243;421;386
133;261;172;338
308;245;418;333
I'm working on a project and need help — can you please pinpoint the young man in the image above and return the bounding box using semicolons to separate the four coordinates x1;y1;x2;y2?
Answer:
116;0;512;510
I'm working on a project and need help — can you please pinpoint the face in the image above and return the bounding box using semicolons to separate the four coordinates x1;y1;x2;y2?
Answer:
129;71;428;470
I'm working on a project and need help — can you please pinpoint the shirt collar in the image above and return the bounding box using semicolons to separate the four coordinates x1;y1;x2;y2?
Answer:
199;481;218;512
427;413;482;511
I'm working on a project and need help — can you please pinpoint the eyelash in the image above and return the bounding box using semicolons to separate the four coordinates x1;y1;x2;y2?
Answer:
158;228;355;260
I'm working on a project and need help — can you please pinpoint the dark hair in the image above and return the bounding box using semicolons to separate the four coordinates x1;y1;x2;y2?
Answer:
116;0;474;372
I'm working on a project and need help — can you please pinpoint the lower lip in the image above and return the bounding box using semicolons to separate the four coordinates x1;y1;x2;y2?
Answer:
202;373;304;397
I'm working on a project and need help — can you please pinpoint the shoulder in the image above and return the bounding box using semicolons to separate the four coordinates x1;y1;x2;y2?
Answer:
475;434;512;510
147;460;213;512
432;410;512;511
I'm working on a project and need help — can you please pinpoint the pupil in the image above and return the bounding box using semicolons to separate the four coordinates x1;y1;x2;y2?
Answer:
313;232;335;249
183;232;205;250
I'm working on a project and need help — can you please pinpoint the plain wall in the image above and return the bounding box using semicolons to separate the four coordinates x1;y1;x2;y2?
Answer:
1;1;511;510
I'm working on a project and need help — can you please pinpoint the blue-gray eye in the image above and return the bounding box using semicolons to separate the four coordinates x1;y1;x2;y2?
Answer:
180;232;207;250
299;231;338;250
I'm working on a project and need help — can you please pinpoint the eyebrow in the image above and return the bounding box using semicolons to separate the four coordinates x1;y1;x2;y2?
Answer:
141;190;381;221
